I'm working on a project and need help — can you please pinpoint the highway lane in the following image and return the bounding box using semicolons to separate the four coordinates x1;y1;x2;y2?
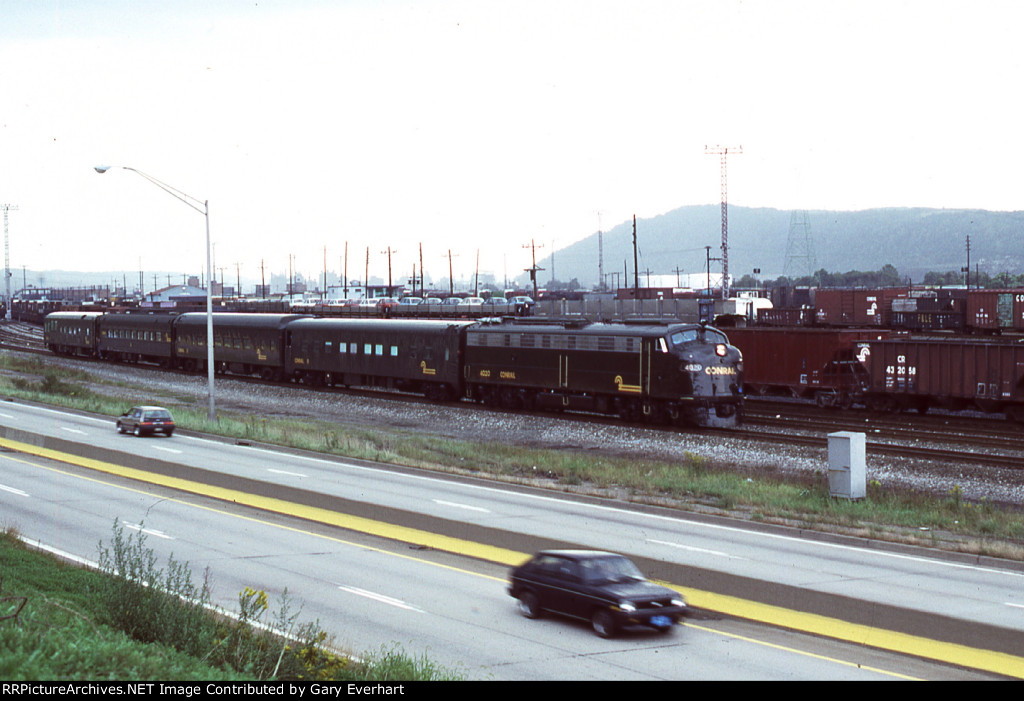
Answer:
1;400;1022;676
0;447;992;680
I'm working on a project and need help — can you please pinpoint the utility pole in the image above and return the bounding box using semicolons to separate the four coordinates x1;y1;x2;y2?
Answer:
597;211;605;291
632;215;639;297
522;239;545;300
2;204;17;319
444;249;459;295
381;246;396;293
705;144;742;298
705;245;723;296
963;235;971;290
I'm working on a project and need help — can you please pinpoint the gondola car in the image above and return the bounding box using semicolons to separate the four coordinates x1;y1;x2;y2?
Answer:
283;318;474;400
174;312;308;380
463;319;743;427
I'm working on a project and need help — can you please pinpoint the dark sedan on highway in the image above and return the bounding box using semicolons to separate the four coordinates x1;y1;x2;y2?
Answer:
508;550;687;638
116;406;176;437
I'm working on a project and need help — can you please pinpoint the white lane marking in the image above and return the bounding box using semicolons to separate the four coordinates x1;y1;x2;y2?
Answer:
0;412;14;419
268;469;307;477
14;406;1016;581
648;538;742;560
60;427;87;435
1006;602;1024;610
217;443;1024;579
338;586;423;612
0;483;29;497
433;499;490;513
152;445;183;454
121;521;173;539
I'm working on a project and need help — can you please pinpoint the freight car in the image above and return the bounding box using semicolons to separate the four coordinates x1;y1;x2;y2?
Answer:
725;328;891;408
862;337;1024;421
43;312;744;428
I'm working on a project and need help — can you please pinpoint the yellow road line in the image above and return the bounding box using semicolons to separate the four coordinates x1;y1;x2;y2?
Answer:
3;435;1022;679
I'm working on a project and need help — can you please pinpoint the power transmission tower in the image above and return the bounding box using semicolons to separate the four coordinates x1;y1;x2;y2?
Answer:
2;204;17;319
783;210;818;282
705;145;742;298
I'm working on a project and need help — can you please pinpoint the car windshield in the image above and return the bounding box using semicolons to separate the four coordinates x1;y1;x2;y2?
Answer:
143;410;172;420
578;556;645;584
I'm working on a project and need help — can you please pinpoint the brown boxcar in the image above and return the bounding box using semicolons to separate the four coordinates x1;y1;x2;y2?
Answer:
965;289;1024;333
726;327;891;408
815;288;908;327
863;337;1024;420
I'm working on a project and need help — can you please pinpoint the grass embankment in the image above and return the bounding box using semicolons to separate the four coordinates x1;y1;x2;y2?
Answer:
0;524;464;681
2;353;1023;559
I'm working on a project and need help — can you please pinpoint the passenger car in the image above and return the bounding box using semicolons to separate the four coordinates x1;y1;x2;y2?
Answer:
510;296;535;315
116;406;175;437
508;550;686;637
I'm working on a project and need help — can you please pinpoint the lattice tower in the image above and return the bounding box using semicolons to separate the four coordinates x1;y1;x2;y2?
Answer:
783;210;817;281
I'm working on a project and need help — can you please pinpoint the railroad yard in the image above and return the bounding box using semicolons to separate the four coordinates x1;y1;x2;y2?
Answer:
4;319;1023;516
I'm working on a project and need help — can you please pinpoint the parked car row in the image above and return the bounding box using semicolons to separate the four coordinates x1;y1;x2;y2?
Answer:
287;295;536;319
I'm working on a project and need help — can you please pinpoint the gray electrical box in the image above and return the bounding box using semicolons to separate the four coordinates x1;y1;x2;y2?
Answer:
827;431;866;499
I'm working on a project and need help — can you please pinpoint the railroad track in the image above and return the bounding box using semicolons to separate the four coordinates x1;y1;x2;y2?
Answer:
744;400;1024;469
4;320;1023;470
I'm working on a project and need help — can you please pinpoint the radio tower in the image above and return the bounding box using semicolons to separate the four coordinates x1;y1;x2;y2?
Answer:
2;204;17;319
705;145;742;298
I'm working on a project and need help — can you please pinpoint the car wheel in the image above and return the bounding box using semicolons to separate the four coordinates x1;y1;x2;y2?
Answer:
133;425;142;437
117;422;126;434
591;609;616;638
165;429;174;437
518;592;541;619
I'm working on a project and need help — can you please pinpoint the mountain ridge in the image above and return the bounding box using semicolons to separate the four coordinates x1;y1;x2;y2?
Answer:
542;205;1024;287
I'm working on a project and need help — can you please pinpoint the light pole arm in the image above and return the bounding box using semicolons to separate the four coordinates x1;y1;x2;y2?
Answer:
94;164;217;422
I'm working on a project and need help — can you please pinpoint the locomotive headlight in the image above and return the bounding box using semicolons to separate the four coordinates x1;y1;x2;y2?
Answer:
715;344;728;357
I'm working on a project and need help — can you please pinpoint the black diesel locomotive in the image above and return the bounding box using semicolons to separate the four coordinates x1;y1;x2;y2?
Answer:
43;311;744;428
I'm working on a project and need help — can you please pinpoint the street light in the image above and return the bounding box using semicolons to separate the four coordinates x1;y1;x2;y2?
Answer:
94;165;216;422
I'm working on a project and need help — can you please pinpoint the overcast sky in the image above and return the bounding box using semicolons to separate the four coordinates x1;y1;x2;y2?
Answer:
1;0;1021;291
